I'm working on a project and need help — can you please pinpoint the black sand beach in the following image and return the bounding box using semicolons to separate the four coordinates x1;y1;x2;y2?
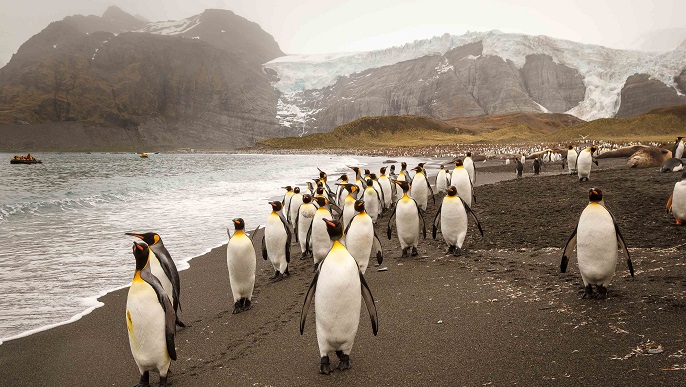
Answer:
1;159;686;386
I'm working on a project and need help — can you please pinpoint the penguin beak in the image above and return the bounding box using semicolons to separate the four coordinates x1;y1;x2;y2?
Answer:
323;219;336;227
125;232;144;240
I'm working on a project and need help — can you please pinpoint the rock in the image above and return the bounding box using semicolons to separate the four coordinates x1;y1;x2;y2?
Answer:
520;54;585;112
615;74;686;118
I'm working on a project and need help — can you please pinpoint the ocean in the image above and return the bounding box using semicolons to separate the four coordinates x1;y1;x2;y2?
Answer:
0;152;424;343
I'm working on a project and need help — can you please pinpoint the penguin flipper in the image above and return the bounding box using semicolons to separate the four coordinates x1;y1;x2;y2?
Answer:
613;218;634;277
300;267;320;334
227;227;232;239
666;194;673;212
344;216;356;235
411;198;427;239
359;271;379;335
372;231;383;265
294;209;300;243
460;198;484;237
561;225;578;273
250;225;263;245
387;203;398;240
593;158;599;166
432;202;443;240
141;269;177;361
305;222;314;252
329;202;343;218
261;235;268;260
425;176;435;204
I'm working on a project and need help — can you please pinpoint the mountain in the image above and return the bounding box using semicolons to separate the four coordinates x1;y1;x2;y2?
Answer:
0;7;284;151
265;31;686;134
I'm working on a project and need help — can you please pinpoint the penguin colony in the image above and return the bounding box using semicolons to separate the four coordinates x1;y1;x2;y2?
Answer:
122;138;686;383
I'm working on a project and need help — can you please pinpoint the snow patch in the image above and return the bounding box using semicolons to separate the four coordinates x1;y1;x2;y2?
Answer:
137;15;202;36
52;45;57;49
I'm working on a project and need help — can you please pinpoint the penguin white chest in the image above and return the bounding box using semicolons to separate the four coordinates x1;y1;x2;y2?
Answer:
577;152;592;178
440;197;468;247
410;173;429;210
451;169;472;207
265;213;288;271
226;234;256;301
379;177;393;207
315;249;362;355
576;204;618;286
672;182;686;221
289;195;303;224
396;198;419;248
127;281;169;370
345;214;375;273
298;204;317;250
568;150;578;172
436;170;448;192
312;209;333;263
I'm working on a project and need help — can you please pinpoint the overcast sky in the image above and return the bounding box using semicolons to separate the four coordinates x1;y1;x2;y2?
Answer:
1;0;685;64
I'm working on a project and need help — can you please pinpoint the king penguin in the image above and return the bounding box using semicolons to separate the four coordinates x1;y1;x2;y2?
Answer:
336;174;350;207
262;201;292;281
296;194;317;258
561;188;634;298
362;178;382;223
288;187;303;230
300;218;378;375
387;180;426;257
410;165;435;211
126;232;185;327
432;186;483;256
450;159;474;207
577;146;598;182
349;166;366;194
666;171;686;224
464;152;476;185
307;196;334;270
340;183;360;228
567;145;578;175
515;157;523;177
226;218;256;313
533;158;541;175
282;186;294;223
344;200;383;273
127;240;176;387
673;136;684;159
378;167;393;210
436;165;450;193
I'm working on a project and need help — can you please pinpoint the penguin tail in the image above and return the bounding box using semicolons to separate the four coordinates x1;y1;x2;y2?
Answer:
176;317;188;328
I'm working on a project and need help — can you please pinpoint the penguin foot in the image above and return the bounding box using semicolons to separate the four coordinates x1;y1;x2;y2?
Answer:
320;356;332;375
447;245;455;254
232;300;243;314
401;247;409;258
134;371;150;387
582;284;594;299
411;247;418;256
300;252;308;260
336;351;351;371
159;375;168;387
597;285;608;299
313;264;319;272
270;271;283;282
452;247;463;257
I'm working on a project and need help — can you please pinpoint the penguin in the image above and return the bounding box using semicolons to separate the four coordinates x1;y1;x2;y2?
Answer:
369;174;386;211
387;180;426;257
533;158;541;175
505;159;511;166
378;167;393;210
450;159;474;207
515;157;523;177
363;178;383;223
344;200;383;273
520;154;526;166
464;152;476;185
306;182;315;196
307;196;334;270
397;162;413;184
339;183;360;228
288;187;303;231
576;146;599;182
349;166;366;193
296;194;317;258
666;172;686;224
336;174;350;206
127;240;176;387
561;187;634;298
262;201;292;281
567;145;578;175
317;168;333;195
435;165;450;193
409;165;435;211
282;186;294;222
673;136;684;159
300;218;379;375
432;186;483;256
126;232;185;327
226;218;256;314
660;158;684;173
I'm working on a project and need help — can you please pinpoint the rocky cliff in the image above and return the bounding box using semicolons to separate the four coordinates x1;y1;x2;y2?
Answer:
615;74;686;118
0;7;284;150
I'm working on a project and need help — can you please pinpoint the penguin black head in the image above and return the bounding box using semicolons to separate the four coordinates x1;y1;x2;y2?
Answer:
307;182;314;190
568;145;574;150
455;159;464;167
349;166;360;174
314;196;328;207
338;174;348;182
319;170;327;179
316;186;325;195
316;180;324;188
380;166;387;174
354;199;365;213
447;186;458;196
283;186;293;192
132;240;150;271
364;169;370;175
401;162;407;169
302;194;313;204
535;157;539;161
589;187;603;202
366;178;373;186
678;136;683;141
323;218;344;241
466;152;472;157
395;180;411;192
232;218;245;231
390;165;396;171
269;201;283;211
439;164;445;170
590;146;597;153
294;187;301;194
126;232;161;246
412;166;422;172
370;173;378;180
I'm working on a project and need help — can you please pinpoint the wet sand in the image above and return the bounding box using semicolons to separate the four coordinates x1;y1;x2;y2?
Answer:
1;159;686;385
